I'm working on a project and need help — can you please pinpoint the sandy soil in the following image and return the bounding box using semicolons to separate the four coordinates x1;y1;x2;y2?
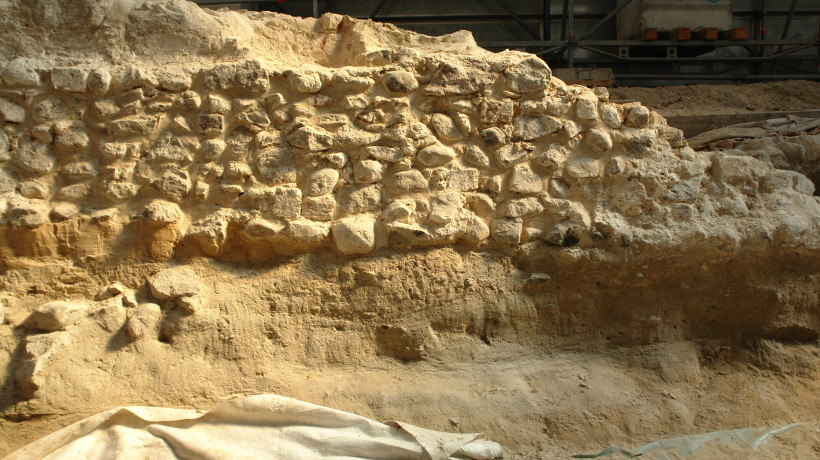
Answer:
610;80;820;117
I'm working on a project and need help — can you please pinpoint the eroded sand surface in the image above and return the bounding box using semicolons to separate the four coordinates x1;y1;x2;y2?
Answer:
0;1;819;457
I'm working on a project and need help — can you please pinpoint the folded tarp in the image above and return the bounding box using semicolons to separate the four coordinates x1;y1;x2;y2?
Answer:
4;394;503;460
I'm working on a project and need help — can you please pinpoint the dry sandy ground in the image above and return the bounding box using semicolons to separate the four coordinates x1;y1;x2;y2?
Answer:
610;80;820;117
1;252;819;459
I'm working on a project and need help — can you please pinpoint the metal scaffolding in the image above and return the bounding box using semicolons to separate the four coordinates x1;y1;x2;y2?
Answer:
193;0;820;85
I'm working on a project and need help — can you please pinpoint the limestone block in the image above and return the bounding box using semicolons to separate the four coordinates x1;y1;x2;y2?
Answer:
153;167;190;202
499;197;544;218
256;147;296;184
563;119;582;138
54;127;90;153
126;303;162;339
28;301;88;331
600;105;622;129
354;159;387;184
0;98;25;123
386;169;428;194
333;215;376;255
2;57;41;87
339;184;382;213
424;62;494;96
546;97;570;116
51;68;88;92
56;183;91;202
429;192;464;224
492;219;522;244
461;215;491;244
32;98;68;123
204;60;269;93
148;267;202;300
6;197;49;228
712;153;769;185
417;144;456;167
382;200;415;222
587;128;613;153
665;178;701;202
15;141;55;174
365;146;403;163
305;168;340;196
532;144;567;171
575;96;598;120
272;187;303;220
188;211;232;256
333;126;381;148
87;68;111;96
287;70;323;93
508;163;542;194
383;70;418;93
625;105;650;128
625;131;655;157
108;114;159;136
302;194;337;221
19;180;49;199
177;294;203;313
504;57;551;93
495;143;528;168
430;113;464;142
564;158;601;184
331;69;374;92
289;219;331;245
197;113;224;136
287;124;332;151
463;145;491;169
141;200;183;224
513;115;562;141
103;182;139;202
225;161;253;182
63;161;98;178
480;127;507;148
763;169;815;195
479;100;515;126
448;169;479;192
15;331;70;399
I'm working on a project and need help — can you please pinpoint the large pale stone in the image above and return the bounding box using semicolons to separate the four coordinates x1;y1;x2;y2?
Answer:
28;301;88;331
148;267;202;300
513;115;562;141
333;216;376;255
504;57;551;93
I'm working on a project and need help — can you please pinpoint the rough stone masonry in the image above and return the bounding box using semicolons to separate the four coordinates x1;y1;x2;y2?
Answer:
0;0;816;263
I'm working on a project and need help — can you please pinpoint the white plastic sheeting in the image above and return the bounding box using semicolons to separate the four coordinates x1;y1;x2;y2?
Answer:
573;423;803;459
5;394;503;460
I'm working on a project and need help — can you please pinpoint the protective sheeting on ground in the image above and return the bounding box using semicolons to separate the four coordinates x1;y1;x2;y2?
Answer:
573;423;803;459
4;394;503;460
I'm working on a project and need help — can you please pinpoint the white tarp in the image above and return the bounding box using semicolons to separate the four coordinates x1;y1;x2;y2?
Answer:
4;394;503;460
573;423;803;459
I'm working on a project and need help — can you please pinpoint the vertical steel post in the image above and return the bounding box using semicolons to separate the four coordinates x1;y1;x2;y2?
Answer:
567;0;575;68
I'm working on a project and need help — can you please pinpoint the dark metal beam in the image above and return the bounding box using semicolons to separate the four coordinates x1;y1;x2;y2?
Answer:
369;0;389;19
480;39;816;47
580;0;635;40
491;0;541;41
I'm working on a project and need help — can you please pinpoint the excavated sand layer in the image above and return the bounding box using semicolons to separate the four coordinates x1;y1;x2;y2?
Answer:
0;1;819;457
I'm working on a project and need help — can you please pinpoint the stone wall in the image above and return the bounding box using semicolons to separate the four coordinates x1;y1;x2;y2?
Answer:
0;2;818;264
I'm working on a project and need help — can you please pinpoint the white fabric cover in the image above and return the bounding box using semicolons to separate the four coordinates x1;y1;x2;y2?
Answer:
4;394;503;460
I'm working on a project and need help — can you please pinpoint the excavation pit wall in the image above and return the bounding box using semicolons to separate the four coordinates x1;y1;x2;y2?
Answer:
1;3;820;456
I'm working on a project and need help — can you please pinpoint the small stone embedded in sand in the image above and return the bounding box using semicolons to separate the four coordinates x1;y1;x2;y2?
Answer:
126;303;163;339
28;301;88;331
148;267;202;300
